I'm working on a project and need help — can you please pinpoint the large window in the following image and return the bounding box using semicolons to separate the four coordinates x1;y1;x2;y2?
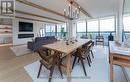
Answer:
100;17;115;32
57;23;67;38
99;17;115;45
57;24;66;32
77;21;86;32
45;23;66;38
39;28;45;37
87;19;99;40
76;21;86;38
45;24;56;36
50;25;55;36
87;19;98;32
123;15;130;40
123;16;130;31
76;16;115;45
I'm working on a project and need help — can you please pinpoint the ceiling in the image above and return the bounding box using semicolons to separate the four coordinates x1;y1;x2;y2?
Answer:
76;0;118;18
15;0;119;23
124;0;130;14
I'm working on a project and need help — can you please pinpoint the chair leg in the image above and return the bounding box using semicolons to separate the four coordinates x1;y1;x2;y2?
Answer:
58;64;63;79
72;56;77;69
87;57;91;67
37;63;42;78
77;57;80;63
91;50;94;58
88;55;92;63
49;66;55;82
80;57;87;76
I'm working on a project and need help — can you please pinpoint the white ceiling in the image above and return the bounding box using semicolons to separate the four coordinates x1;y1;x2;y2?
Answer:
76;0;118;18
124;0;130;14
15;1;66;23
15;0;120;23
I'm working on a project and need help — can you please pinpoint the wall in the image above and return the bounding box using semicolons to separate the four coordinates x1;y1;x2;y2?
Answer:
12;18;45;45
0;18;12;25
0;25;12;44
0;17;13;44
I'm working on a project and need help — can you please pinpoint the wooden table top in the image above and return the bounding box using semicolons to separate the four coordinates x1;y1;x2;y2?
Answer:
43;39;91;54
109;41;130;56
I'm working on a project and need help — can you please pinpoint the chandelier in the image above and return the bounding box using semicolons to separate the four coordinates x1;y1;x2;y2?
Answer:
64;0;80;20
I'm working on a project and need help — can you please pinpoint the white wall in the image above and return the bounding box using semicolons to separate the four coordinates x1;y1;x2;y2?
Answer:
0;17;13;44
12;18;45;45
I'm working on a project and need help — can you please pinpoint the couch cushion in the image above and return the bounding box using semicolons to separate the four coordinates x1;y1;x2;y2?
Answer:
35;37;46;43
30;36;57;51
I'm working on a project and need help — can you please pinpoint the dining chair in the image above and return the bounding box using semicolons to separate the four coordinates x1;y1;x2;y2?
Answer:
96;35;104;46
36;48;63;82
83;42;93;65
90;41;94;58
82;40;94;61
72;41;92;76
72;48;87;76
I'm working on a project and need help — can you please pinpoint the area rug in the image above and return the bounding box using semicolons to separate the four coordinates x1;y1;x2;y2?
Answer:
10;44;31;56
24;46;127;82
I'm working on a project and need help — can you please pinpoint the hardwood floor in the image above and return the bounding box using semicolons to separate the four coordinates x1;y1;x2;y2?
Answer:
0;46;40;82
0;46;128;82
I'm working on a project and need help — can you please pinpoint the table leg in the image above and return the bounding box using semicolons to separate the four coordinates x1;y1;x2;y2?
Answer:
66;54;71;82
110;55;113;82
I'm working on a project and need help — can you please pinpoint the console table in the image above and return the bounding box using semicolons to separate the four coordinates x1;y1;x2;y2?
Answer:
109;41;130;82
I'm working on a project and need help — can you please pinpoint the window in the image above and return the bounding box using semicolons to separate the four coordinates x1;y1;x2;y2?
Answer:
45;24;56;36
76;16;115;45
123;16;130;31
50;25;55;36
87;20;98;32
123;15;130;40
57;23;67;38
39;28;45;37
61;23;67;32
76;21;86;38
57;23;66;32
45;24;51;36
100;17;115;32
77;21;86;32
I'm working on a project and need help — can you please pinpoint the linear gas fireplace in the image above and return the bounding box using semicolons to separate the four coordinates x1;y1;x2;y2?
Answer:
18;34;34;39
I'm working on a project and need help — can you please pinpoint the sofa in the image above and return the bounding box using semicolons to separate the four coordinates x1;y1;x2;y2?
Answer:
27;36;57;51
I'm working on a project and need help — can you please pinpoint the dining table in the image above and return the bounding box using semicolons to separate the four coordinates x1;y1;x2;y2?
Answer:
43;39;91;82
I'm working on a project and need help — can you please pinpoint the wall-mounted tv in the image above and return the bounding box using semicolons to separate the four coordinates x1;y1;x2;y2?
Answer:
19;22;33;32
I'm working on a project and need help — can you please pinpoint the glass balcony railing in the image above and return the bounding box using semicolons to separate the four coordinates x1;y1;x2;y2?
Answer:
45;31;116;46
45;32;67;39
123;32;130;40
77;32;115;46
